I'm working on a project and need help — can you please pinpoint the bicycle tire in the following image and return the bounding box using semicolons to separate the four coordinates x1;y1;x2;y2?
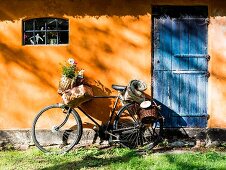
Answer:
113;103;163;149
32;104;83;154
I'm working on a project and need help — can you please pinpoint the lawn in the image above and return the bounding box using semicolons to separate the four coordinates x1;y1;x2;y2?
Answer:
0;147;226;170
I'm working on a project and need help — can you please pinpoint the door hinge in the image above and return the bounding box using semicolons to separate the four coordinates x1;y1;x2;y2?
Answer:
206;55;210;61
205;71;210;78
205;18;210;25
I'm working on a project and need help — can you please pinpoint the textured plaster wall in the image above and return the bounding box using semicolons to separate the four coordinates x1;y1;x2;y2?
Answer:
208;0;226;128
0;0;151;129
0;0;226;129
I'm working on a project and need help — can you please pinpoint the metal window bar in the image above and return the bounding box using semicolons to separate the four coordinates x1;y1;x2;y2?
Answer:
33;20;35;45
56;19;59;44
45;22;47;45
23;21;25;45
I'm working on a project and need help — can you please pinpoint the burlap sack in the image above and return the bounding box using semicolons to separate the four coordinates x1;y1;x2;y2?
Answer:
124;87;145;103
123;80;146;103
62;85;93;107
58;76;75;95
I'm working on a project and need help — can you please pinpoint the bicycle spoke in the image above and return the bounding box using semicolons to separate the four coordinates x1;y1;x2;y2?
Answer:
32;104;82;154
114;103;163;149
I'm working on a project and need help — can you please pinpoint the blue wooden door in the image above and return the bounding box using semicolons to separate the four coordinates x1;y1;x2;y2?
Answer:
153;6;209;128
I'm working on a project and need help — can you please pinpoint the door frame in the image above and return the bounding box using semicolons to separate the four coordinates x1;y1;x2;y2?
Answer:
151;5;209;128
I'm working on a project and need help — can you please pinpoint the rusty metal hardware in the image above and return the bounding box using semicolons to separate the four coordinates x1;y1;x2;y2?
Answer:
205;71;210;78
205;18;210;25
206;55;210;61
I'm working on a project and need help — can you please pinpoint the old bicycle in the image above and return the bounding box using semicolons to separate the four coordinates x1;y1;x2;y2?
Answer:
32;82;164;154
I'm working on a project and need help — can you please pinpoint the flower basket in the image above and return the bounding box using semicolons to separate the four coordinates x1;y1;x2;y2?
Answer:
58;58;93;107
62;85;93;107
57;58;86;94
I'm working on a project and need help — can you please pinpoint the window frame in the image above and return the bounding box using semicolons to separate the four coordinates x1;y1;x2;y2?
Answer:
22;17;69;46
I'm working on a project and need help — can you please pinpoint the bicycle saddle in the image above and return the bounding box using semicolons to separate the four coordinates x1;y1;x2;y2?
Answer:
112;85;127;92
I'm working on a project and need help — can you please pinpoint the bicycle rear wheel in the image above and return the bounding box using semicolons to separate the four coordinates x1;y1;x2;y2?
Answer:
113;103;163;149
32;104;82;154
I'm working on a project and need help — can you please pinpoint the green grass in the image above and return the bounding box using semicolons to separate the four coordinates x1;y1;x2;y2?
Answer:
0;147;226;170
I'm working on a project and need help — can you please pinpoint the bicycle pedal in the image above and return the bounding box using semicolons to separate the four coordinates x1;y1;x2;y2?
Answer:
99;139;104;145
92;132;99;144
93;125;99;131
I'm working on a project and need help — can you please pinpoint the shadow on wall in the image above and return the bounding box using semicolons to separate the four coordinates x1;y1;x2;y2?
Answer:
1;0;226;21
79;81;115;128
0;42;55;89
0;0;152;129
154;100;187;128
3;0;226;129
0;0;151;22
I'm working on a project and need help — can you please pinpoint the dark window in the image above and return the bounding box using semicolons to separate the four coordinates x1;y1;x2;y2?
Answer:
23;18;69;45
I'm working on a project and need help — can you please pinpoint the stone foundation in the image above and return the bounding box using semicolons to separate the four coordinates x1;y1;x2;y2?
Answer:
0;129;98;150
0;128;226;150
161;128;226;148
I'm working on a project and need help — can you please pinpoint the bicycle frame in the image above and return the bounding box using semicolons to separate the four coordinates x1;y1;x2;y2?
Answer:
77;94;121;131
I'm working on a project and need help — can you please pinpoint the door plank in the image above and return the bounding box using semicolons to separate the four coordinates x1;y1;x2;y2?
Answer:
197;19;208;71
179;19;189;70
172;18;180;71
162;18;172;71
188;74;198;117
189;18;199;70
153;18;162;70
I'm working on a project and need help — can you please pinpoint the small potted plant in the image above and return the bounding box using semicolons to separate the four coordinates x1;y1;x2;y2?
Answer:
58;58;81;94
62;58;77;78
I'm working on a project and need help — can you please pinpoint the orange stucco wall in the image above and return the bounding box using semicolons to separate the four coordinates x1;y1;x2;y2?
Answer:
208;1;226;128
0;0;226;129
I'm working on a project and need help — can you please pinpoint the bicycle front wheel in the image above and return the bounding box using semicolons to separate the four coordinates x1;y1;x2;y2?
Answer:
113;103;163;149
32;104;82;154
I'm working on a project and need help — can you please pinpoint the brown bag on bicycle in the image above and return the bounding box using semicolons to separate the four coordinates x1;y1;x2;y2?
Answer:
123;80;147;103
58;76;75;95
61;85;93;107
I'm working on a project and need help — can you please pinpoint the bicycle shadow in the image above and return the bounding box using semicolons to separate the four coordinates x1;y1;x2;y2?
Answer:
152;100;186;127
153;99;190;139
144;93;189;139
77;80;117;129
42;149;138;170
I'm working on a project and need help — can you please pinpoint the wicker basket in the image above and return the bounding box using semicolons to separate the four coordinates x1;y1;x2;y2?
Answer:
139;106;159;124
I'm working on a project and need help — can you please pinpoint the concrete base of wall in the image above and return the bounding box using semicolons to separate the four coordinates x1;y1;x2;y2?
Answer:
0;129;99;150
162;128;226;148
0;128;226;150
